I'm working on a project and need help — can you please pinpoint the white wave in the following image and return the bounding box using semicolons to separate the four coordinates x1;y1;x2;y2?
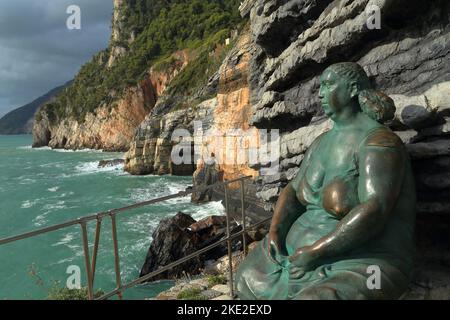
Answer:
39;162;65;169
74;161;125;175
17;145;51;151
21;199;38;209
43;201;66;211
120;238;152;258
18;178;36;185
17;145;32;150
128;180;192;204
48;186;60;192
167;182;191;194
53;148;104;153
19;145;109;154
191;201;225;221
33;212;49;227
55;257;75;265
52;232;77;247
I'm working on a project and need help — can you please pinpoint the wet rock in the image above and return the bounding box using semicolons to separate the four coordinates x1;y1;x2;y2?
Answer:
211;284;230;295
407;139;450;159
419;119;450;138
256;184;281;202
140;213;243;281
201;290;222;300
97;159;124;168
189;216;227;236
140;212;201;281
191;161;222;203
416;173;450;190
280;154;304;170
394;130;418;144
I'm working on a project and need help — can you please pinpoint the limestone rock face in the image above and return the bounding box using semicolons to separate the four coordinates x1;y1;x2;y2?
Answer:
32;77;155;151
124;105;199;175
244;0;450;217
33;51;189;152
198;30;260;182
239;0;450;296
125;29;266;185
108;0;134;68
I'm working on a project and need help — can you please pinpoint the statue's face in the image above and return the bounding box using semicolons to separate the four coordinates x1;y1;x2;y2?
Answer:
319;69;354;120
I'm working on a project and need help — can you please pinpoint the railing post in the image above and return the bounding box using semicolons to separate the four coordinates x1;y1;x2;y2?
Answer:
240;179;248;257
0;176;256;300
224;185;235;299
80;221;94;300
110;213;123;300
91;217;102;282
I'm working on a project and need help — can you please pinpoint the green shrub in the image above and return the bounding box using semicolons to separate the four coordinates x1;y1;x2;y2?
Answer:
176;288;207;300
47;286;104;300
207;275;227;288
39;0;244;125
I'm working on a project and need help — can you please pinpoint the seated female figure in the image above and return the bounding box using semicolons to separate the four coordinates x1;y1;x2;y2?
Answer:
235;62;416;300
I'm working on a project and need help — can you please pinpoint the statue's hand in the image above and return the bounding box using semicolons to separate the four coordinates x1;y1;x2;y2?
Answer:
267;231;287;266
288;246;317;278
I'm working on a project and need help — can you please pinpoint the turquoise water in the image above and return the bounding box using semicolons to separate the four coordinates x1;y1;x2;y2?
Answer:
0;135;224;300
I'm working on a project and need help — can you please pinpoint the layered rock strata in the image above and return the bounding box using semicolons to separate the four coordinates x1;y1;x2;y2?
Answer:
33;52;189;151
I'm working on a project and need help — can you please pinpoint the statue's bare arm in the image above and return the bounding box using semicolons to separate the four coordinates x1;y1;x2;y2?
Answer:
267;134;324;259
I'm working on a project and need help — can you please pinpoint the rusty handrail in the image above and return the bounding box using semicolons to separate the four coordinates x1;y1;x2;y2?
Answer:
97;216;272;300
0;175;271;300
0;176;252;246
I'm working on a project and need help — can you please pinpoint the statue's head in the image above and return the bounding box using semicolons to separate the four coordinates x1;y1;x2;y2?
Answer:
319;62;395;123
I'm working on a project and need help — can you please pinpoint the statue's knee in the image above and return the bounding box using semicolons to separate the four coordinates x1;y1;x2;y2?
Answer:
295;286;339;300
235;271;257;300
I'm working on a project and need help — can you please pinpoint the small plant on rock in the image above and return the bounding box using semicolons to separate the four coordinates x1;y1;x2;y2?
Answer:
207;275;227;288
177;288;207;300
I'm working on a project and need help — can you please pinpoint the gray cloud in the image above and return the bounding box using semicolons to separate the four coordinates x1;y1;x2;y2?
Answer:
0;0;113;117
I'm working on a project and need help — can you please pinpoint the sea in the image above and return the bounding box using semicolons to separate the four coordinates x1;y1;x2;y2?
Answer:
0;135;225;300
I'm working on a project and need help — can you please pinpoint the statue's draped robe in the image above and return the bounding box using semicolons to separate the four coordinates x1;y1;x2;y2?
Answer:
236;126;416;300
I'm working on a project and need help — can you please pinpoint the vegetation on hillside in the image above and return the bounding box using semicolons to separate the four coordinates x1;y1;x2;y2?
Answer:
39;0;244;124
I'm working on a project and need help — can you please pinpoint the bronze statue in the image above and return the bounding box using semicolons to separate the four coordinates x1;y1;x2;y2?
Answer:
236;62;416;300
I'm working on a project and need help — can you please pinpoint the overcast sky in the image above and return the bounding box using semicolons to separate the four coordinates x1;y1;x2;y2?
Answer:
0;0;113;117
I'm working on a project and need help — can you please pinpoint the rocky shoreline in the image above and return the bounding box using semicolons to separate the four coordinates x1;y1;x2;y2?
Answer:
29;0;450;300
138;212;265;281
150;241;259;301
142;210;450;300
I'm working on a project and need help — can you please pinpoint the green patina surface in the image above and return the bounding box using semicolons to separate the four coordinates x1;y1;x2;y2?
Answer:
236;62;417;300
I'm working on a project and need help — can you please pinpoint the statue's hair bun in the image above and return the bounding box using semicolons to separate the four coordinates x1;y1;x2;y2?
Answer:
358;89;396;123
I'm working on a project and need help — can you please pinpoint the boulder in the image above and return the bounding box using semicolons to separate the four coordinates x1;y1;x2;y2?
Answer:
407;139;450;159
140;213;242;281
97;159;124;168
140;212;201;281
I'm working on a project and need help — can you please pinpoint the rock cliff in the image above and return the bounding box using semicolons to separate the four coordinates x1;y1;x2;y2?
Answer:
33;51;189;151
136;0;450;296
245;0;450;216
240;0;450;297
30;0;450;297
125;29;260;180
32;0;243;151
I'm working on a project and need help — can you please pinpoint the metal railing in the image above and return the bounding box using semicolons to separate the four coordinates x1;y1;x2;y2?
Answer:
0;176;271;300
